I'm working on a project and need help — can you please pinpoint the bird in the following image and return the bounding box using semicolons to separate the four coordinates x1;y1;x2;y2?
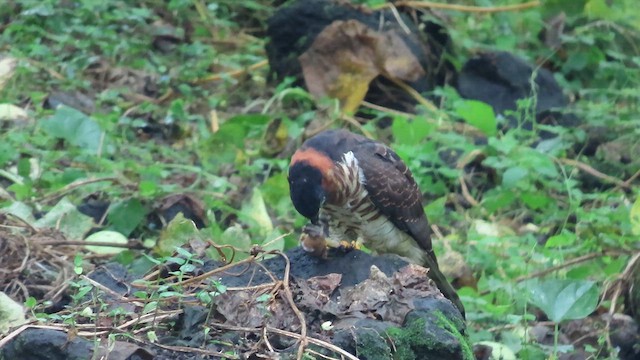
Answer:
288;129;465;317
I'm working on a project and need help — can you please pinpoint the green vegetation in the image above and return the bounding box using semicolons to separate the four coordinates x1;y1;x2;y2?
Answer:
1;0;639;359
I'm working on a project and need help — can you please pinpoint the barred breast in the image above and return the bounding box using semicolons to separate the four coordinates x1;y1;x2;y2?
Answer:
321;152;427;264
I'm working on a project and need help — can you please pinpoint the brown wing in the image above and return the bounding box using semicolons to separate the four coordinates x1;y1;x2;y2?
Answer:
354;141;466;317
353;142;437;263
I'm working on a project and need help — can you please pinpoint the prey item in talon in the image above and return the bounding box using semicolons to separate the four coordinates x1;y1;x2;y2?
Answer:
300;223;328;258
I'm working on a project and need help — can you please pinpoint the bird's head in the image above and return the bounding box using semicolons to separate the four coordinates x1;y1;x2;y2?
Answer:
288;148;334;224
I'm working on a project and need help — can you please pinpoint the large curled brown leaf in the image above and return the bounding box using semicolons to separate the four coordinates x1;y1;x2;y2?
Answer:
299;19;425;113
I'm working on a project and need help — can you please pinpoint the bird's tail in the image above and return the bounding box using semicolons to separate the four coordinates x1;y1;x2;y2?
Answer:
424;252;466;319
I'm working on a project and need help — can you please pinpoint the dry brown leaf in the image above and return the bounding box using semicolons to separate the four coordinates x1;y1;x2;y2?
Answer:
341;265;392;311
299;20;425;113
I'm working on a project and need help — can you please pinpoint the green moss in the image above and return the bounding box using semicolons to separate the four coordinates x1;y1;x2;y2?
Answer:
355;327;393;360
382;312;474;360
386;317;429;360
433;311;474;360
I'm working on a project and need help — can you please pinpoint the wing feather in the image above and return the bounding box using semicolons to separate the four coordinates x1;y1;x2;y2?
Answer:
353;142;437;264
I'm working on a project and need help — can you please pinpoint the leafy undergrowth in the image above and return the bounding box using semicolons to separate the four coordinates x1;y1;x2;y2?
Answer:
0;0;639;359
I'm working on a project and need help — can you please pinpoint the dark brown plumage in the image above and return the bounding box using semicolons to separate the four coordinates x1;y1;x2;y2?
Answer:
288;129;465;317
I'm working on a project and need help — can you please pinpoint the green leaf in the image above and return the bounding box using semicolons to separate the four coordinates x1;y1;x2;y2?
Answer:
455;100;497;136
391;116;434;146
545;230;576;248
34;197;95;240
139;180;158;197
85;230;128;255
155;213;201;256
261;229;285;253
40;106;106;153
521;192;552;210
482;189;516;214
502;167;528;188
208;223;251;262
527;279;599;322
630;197;640;236
108;198;146;236
0;201;36;224
240;188;273;237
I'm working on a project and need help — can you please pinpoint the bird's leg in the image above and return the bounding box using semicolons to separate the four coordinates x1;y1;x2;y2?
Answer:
300;223;328;258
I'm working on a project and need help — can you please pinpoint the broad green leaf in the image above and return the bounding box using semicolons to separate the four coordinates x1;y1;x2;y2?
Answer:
0;201;35;224
482;189;516;214
545;230;576;248
34;197;95;240
208;224;251;262
630;197;640;236
521;150;558;177
85;230;128;254
521;192;552;210
240;188;273;237
475;341;516;360
391;116;434;146
528;279;599;322
260;171;290;213
108;198;146;237
261;229;285;253
455;100;497;136
502;167;528;188
40;106;105;153
155;213;200;256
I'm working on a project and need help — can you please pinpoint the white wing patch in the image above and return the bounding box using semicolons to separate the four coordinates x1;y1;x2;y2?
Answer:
341;151;366;185
321;150;425;264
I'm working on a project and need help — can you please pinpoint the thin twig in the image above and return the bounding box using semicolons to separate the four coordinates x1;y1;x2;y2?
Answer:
266;327;360;360
604;252;640;351
193;59;268;84
360;100;483;136
513;250;630;283
455;149;485;207
37;240;143;249
384;76;439;113
138;255;256;287
37;177;126;203
340;114;374;138
381;1;541;13
621;168;640;188
273;251;308;360
557;158;629;189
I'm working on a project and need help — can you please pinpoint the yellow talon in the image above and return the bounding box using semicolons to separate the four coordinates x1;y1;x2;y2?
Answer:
338;240;361;251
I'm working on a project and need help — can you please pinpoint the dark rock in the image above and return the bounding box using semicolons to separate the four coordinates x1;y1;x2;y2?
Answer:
332;318;395;359
333;301;471;360
212;247;471;359
43;91;95;114
88;262;135;296
0;328;155;359
76;197;110;224
217;246;409;289
265;0;454;111
456;51;579;133
605;314;640;360
0;328;96;360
